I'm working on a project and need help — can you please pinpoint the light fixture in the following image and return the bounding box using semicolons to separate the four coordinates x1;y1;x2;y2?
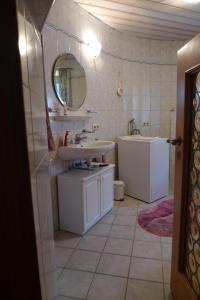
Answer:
84;31;101;59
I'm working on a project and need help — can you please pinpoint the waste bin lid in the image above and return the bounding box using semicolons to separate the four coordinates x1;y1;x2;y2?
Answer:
114;180;125;186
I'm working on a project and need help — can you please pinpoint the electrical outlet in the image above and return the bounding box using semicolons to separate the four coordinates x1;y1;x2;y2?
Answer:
92;123;100;131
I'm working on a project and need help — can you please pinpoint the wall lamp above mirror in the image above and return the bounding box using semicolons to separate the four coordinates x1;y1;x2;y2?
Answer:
83;31;102;59
52;53;87;110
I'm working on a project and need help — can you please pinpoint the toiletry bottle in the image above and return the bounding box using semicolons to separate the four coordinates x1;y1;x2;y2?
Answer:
75;134;81;144
67;131;73;145
64;131;69;146
68;132;74;144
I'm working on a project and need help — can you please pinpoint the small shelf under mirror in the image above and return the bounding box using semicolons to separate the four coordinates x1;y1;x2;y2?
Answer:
49;114;92;121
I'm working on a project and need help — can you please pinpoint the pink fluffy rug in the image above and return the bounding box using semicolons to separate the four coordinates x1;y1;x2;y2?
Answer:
138;199;174;237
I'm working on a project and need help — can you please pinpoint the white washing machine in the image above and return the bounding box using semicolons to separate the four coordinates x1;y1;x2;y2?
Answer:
118;136;169;203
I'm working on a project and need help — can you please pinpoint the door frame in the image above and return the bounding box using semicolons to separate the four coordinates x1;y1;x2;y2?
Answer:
171;34;200;300
1;1;42;299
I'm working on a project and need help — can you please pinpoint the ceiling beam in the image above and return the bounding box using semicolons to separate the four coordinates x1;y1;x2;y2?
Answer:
75;0;200;25
106;22;192;40
121;30;184;41
111;0;200;15
150;0;200;13
99;14;197;36
80;5;200;31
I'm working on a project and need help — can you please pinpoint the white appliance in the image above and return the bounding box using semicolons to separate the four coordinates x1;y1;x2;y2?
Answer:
118;136;169;203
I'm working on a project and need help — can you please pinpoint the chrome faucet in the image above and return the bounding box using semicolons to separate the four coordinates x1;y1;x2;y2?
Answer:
128;118;141;135
75;129;94;144
82;129;95;134
75;132;87;144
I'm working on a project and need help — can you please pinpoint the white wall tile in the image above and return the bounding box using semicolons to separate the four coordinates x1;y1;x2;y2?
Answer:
43;0;183;230
17;11;29;85
18;3;56;299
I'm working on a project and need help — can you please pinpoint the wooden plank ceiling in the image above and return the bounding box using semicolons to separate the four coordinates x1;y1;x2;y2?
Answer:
73;0;200;40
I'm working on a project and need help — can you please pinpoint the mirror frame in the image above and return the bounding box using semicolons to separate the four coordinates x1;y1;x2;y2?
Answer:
52;53;87;110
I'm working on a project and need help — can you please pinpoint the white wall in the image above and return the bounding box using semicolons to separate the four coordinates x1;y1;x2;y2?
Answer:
17;0;56;298
43;0;184;229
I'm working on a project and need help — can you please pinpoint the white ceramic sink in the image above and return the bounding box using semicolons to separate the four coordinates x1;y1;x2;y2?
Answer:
58;140;115;160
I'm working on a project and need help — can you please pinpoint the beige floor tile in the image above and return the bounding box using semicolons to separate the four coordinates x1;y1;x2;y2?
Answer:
87;274;127;300
129;257;163;282
163;261;171;284
110;207;119;214
164;284;174;300
161;236;172;244
137;199;146;204
55;247;73;267
162;243;172;261
99;214;115;225
114;201;121;207
113;215;136;226
135;227;160;242
110;224;135;239
121;196;139;207
88;223;111;237
56;268;63;279
137;200;166;213
97;253;131;277
104;238;133;256
67;250;100;272
137;204;150;212
55;231;81;249
57;296;76;300
132;241;162;260
117;206;138;216
77;235;107;252
126;279;164;300
58;269;93;299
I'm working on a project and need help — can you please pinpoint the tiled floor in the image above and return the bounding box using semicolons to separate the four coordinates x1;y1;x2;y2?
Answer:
55;196;173;300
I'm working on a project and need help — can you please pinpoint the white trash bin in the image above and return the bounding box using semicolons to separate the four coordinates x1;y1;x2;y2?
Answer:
114;180;125;201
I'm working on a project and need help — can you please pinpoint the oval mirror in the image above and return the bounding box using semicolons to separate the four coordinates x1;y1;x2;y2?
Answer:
52;53;87;110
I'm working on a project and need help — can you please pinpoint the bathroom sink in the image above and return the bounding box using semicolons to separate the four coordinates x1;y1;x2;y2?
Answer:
58;140;115;160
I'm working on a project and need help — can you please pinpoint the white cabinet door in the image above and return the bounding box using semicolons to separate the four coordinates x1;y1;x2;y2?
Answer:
84;178;101;230
101;170;113;215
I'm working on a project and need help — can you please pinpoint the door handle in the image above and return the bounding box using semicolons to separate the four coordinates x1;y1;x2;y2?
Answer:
166;137;182;146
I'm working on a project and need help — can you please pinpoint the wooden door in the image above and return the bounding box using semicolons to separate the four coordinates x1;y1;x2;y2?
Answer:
1;1;42;299
171;33;200;300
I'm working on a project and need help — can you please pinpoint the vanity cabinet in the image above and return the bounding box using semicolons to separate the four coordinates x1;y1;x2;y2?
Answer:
83;176;101;230
58;165;114;235
100;171;114;216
